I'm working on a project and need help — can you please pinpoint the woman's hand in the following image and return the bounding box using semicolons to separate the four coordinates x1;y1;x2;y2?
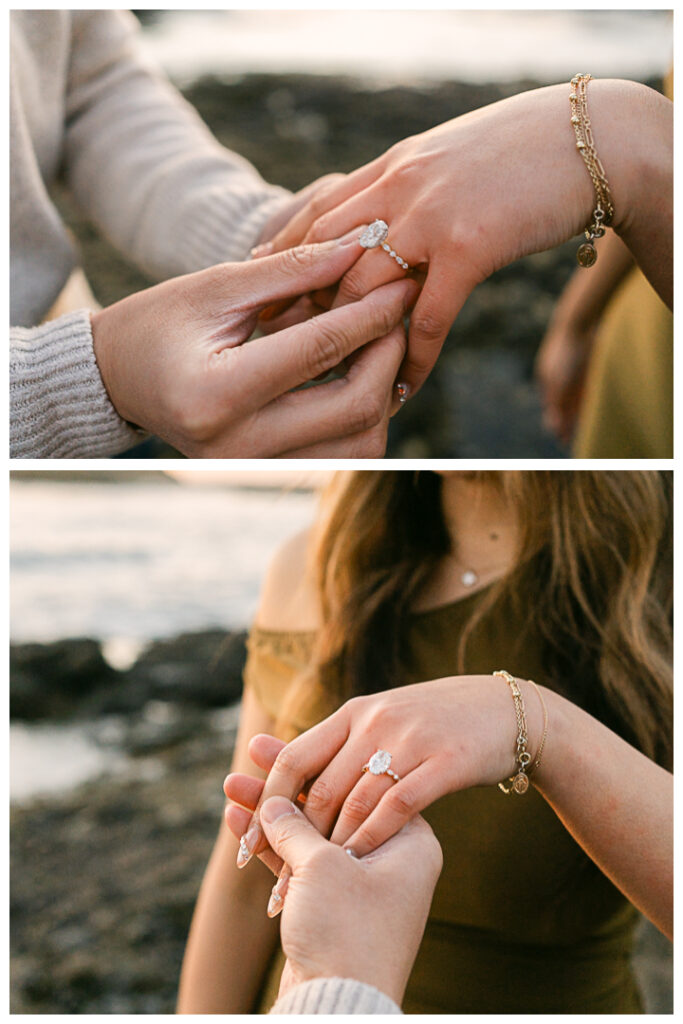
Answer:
258;796;442;1006
263;80;671;397
226;675;544;867
91;232;418;457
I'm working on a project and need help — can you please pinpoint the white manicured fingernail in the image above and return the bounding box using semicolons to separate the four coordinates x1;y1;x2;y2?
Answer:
396;382;410;405
267;888;284;918
236;822;260;868
267;867;292;918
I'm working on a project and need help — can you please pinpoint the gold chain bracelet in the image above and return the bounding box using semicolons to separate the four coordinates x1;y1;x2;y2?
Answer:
528;679;548;771
494;670;547;795
569;73;615;268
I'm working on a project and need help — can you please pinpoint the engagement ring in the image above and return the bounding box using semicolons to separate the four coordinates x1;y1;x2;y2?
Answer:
361;749;400;781
359;220;411;271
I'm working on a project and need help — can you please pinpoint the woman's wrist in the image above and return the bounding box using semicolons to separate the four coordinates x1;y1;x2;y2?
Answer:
527;685;570;794
577;79;672;305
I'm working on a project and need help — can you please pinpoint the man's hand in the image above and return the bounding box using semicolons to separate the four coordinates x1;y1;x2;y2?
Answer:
91;231;418;457
258;796;442;1006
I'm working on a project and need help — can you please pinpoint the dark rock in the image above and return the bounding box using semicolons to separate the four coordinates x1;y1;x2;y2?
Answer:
10;631;248;721
10;640;120;720
116;702;204;756
10;718;237;1013
126;630;247;708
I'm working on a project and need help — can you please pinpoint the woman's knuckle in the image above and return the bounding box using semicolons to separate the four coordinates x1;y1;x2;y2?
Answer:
356;821;382;851
343;791;376;824
305;777;333;813
387;784;417;818
273;743;301;779
392;156;422;187
411;307;445;342
344;694;368;718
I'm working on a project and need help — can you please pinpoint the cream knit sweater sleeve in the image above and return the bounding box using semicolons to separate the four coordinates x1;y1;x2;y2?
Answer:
10;310;142;459
10;10;290;458
269;977;402;1014
63;11;289;279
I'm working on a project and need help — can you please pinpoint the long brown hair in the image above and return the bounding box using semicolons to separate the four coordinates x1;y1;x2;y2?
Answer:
305;471;672;768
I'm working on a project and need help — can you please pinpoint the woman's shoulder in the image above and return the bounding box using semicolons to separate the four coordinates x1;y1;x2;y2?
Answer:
253;527;321;633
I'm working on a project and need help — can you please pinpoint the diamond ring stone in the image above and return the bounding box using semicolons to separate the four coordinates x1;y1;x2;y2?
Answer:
361;749;401;781
359;220;410;271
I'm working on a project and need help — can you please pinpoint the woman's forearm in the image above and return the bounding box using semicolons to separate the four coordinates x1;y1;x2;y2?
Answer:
178;688;282;1012
533;687;673;939
177;822;279;1012
588;80;672;307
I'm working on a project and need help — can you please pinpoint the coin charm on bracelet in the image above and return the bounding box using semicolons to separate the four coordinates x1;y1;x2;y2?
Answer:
577;242;597;268
512;773;529;795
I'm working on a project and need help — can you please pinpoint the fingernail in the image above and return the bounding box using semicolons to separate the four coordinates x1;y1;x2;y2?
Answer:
396;382;410;405
267;888;284;918
236;822;261;868
345;847;359;859
251;241;274;259
267;866;292;918
260;796;298;825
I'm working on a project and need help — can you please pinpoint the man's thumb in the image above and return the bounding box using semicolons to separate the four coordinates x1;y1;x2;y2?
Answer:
259;796;326;868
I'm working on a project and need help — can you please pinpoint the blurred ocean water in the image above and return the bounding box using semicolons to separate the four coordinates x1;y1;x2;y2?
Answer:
140;10;672;86
10;479;317;647
10;478;317;799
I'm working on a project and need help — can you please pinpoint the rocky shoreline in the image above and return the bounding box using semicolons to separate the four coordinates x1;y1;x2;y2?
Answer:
11;631;672;1012
11;630;247;1013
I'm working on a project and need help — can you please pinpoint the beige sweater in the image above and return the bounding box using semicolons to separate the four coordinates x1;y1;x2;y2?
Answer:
270;977;401;1014
10;10;289;457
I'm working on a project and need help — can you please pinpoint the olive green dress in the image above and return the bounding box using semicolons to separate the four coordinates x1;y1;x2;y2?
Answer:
244;586;642;1014
573;269;672;458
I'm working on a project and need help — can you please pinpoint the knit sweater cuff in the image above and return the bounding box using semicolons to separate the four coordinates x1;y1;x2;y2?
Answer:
10;309;142;458
269;977;402;1015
